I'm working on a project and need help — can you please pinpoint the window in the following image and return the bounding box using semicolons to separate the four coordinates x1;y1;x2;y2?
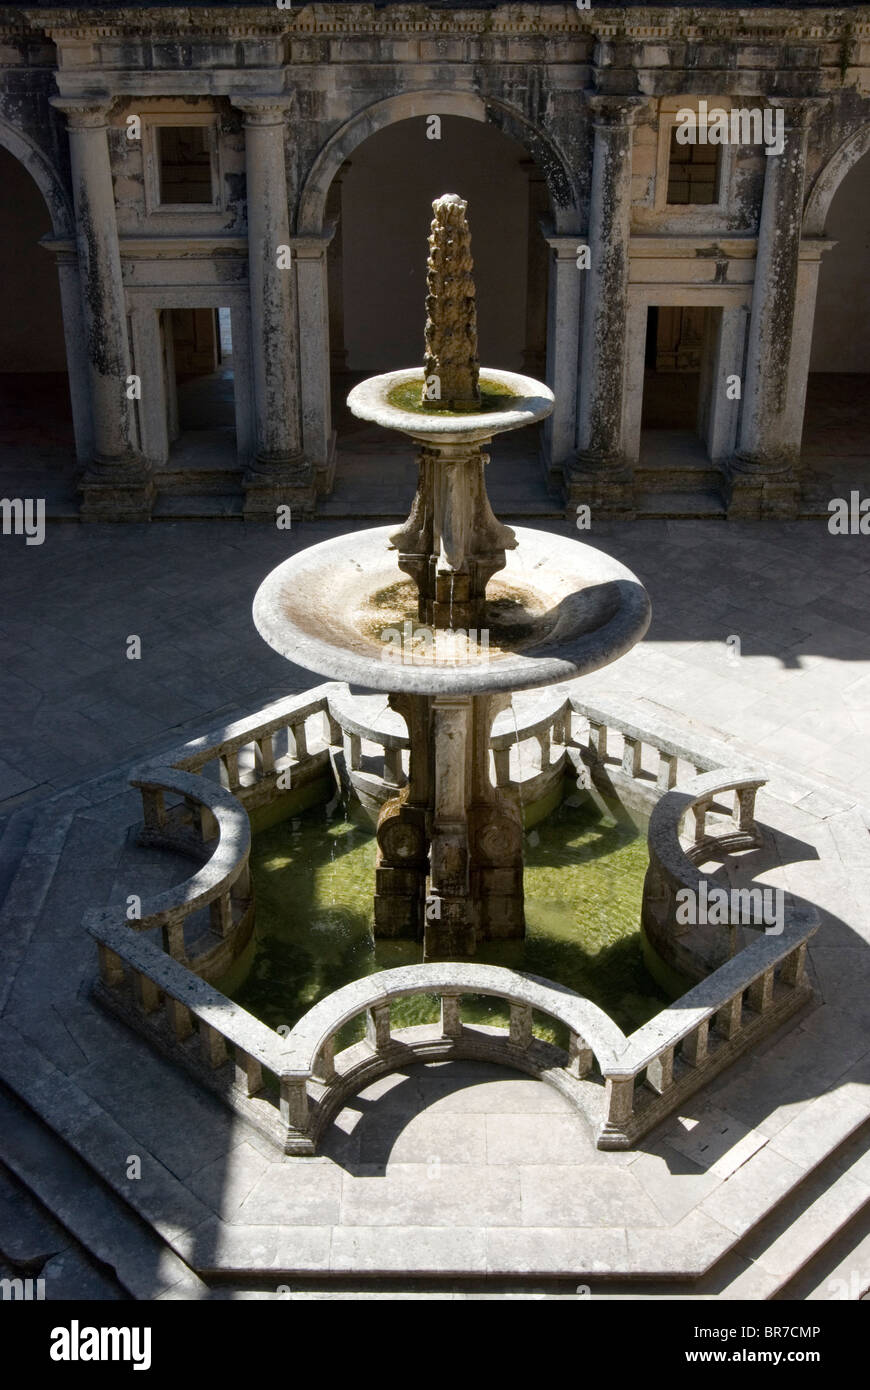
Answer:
157;125;214;206
666;128;720;206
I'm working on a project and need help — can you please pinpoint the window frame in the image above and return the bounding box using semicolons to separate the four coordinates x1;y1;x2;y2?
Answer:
143;113;222;216
655;107;732;216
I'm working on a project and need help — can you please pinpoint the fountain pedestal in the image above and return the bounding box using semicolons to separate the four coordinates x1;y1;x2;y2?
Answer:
253;193;650;962
390;442;518;630
374;692;523;956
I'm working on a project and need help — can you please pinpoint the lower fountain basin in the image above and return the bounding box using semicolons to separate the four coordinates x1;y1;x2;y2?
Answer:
253;525;651;696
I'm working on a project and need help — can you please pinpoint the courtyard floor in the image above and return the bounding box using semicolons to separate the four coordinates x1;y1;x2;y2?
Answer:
0;513;868;1296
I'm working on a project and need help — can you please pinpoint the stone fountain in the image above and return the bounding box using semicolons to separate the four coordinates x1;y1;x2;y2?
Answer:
254;194;651;958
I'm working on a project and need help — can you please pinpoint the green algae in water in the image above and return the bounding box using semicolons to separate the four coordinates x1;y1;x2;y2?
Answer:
219;799;668;1050
386;375;518;417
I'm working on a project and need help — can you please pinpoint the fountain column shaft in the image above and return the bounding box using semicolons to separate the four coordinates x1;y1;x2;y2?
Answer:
391;440;517;629
374;692;524;956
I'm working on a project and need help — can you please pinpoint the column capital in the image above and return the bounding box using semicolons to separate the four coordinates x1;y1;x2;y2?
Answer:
543;231;586;258
584;93;650;127
50;95;115;129
233;95;292;126
767;95;829;130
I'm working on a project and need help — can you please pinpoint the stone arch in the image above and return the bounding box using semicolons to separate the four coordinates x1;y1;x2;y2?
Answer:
0;115;73;237
803;121;870;235
297;90;579;235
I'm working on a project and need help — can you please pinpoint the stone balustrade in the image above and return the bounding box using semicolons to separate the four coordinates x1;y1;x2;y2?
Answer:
567;694;730;797
83;768;254;983
147;685;341;815
640;767;817;986
86;682;819;1153
85;930;817;1153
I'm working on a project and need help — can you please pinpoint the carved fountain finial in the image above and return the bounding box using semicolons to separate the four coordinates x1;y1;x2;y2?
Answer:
422;194;481;409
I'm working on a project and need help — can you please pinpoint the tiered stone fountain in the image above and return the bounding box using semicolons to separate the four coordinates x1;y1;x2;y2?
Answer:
254;195;651;958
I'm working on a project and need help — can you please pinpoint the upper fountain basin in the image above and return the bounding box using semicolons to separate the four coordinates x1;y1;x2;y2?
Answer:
346;368;555;446
252;526;651;697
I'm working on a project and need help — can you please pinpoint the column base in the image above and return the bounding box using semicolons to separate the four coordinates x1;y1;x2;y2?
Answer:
564;458;636;520
725;455;799;520
78;461;155;522
242;456;318;520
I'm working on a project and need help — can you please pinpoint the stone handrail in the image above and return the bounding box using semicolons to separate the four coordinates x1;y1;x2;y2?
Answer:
84;767;254;981
143;685;340;807
640;767;818;986
87;919;816;1152
568;694;730;791
88;921;292;1130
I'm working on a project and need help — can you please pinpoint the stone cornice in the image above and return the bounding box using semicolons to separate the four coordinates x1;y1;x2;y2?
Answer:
13;6;870;45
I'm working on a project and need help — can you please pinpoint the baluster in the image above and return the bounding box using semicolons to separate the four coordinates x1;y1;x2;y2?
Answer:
343;732;362;772
140;786;166;832
326;710;342;745
621;736;642;778
209;892;233;938
603;1075;635;1134
162;919;186;961
289;720;309;761
781;942;808;989
589;721;607;761
200;1022;228;1069
716;993;743;1039
234;860;251;900
656;752;678;791
235;1049;264;1096
692;799;709;845
222;749;241;792
97;943;124;988
646;1046;674;1095
735;785;758;833
567;1032;593;1079
538;728;552;770
165;995;193;1041
312;1036;337;1083
748;967;775;1013
366;1003;391;1051
280;1076;309;1132
440;993;462;1040
134;970;160;1014
509;1002;533;1049
552;707;569;747
383;745;404;787
257;733;276;777
682;1020;709;1067
493;746;511;785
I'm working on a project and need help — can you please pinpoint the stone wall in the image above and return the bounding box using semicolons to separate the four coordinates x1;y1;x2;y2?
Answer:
0;3;868;518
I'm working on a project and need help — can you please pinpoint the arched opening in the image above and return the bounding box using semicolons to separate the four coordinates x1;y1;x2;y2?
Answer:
324;114;554;512
803;145;870;492
0;144;76;507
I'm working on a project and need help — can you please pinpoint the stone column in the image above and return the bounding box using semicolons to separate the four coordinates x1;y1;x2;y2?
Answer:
729;101;817;519
543;233;582;477
567;95;647;517
235;98;314;518
42;238;94;465
326;163;349;373
295;230;337;494
521;162;549;379
50;97;152;520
